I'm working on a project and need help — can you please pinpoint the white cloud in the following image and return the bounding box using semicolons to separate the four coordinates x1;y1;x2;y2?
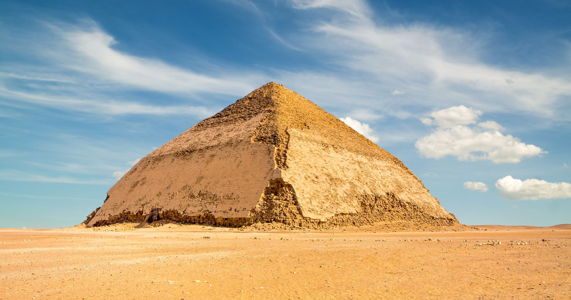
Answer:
341;116;379;143
496;176;571;200
222;0;263;16
0;170;108;185
416;125;544;163
0;86;213;116
464;181;488;192
0;71;75;84
5;6;571;123
112;157;143;180
291;0;371;20
346;108;382;121
113;157;144;180
13;133;155;188
60;22;257;96
289;0;571;118
0;20;263;117
13;134;151;184
416;106;544;163
478;121;503;131
428;105;482;128
266;28;304;52
129;158;142;166
420;117;433;126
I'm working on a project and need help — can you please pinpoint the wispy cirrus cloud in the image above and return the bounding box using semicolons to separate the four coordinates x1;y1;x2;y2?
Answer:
286;0;571;119
0;20;262;117
291;0;372;20
5;3;570;122
1;133;154;186
58;22;258;96
0;85;214;117
0;170;110;185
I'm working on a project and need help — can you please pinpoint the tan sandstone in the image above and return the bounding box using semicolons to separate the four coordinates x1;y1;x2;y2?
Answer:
85;82;457;228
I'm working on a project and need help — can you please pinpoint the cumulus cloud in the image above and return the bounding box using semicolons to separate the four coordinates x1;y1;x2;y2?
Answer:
496;176;571;200
478;121;503;131
341;116;379;143
416;106;544;163
464;181;488;192
428;105;482;128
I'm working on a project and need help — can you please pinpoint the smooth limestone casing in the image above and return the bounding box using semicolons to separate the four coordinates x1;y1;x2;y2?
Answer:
283;129;451;220
86;82;457;227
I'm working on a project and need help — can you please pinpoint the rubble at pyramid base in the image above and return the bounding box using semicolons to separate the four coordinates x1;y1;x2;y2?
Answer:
84;82;458;228
86;191;457;229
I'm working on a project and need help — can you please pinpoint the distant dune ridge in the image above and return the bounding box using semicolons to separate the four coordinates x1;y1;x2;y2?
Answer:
84;82;458;228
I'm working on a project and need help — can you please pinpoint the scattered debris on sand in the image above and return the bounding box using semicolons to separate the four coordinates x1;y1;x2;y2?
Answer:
2;226;570;299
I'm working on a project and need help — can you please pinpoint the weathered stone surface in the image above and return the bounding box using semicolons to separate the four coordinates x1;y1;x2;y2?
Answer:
85;82;458;227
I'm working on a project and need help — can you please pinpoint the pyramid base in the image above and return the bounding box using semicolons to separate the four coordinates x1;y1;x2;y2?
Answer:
84;190;457;229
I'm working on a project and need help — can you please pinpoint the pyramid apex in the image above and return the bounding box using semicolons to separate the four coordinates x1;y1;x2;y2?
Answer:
261;81;282;88
241;82;298;103
254;81;291;93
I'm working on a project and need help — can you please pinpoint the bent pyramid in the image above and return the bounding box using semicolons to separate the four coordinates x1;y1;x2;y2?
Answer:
85;82;457;227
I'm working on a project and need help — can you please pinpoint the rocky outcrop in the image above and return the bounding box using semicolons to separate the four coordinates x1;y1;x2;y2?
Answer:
85;82;458;228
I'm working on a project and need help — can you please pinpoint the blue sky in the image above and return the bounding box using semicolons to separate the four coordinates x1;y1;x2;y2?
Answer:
1;0;570;228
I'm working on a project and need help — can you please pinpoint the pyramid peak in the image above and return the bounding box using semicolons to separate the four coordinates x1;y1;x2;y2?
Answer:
259;81;284;90
248;82;293;98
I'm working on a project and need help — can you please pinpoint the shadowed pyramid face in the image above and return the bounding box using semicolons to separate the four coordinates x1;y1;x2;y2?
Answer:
85;82;458;227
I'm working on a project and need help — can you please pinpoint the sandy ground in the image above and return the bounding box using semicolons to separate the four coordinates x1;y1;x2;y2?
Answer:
1;225;570;299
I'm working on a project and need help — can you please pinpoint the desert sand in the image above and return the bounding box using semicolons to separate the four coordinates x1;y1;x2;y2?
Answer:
1;225;569;299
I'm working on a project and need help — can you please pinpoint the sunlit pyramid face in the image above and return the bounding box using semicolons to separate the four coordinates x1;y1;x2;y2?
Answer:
85;82;458;228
